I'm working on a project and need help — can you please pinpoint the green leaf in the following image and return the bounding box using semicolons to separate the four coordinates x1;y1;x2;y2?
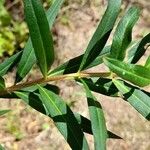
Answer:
145;56;150;69
14;84;59;114
75;113;121;139
113;80;150;120
16;0;64;82
0;144;5;150
79;0;121;70
0;77;5;91
16;40;36;82
0;51;22;76
24;0;54;77
38;85;89;150
49;46;110;76
81;79;107;150
77;78;118;97
0;110;11;116
110;7;140;60
127;33;150;63
14;88;120;139
104;57;150;87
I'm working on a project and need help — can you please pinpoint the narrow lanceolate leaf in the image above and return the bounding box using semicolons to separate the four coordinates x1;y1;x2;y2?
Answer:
14;89;120;139
0;51;22;76
77;78;118;97
145;56;150;69
16;0;64;82
24;0;54;77
110;7;140;60
38;85;89;150
127;33;150;63
14;84;60;115
0;77;5;91
0;110;11;116
113;80;150;120
81;79;107;150
104;57;150;87
79;0;121;70
74;113;121;139
49;46;110;76
16;40;36;82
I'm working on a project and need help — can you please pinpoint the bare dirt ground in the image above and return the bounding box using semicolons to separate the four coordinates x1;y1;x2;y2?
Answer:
0;0;150;149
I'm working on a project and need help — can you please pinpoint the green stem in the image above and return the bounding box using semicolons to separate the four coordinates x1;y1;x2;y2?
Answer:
0;71;111;96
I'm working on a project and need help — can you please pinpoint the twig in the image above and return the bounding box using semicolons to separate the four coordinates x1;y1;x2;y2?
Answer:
0;71;111;96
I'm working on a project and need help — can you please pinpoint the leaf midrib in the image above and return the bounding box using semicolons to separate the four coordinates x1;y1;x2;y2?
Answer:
114;80;150;115
38;86;83;149
117;9;139;59
19;45;34;76
107;60;150;84
29;0;47;75
80;1;116;70
82;80;106;149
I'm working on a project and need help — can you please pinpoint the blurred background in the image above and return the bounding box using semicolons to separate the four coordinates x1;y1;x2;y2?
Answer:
0;0;150;149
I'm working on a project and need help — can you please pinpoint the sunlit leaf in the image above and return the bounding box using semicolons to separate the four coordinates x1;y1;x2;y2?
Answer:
49;46;110;76
145;56;150;69
79;0;121;70
113;80;150;120
104;57;150;87
110;6;140;60
16;0;64;81
127;33;150;63
81;79;107;150
13;89;120;139
0;51;22;76
38;85;89;150
24;0;54;77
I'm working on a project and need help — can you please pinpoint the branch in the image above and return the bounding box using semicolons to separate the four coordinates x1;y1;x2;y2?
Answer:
0;71;111;96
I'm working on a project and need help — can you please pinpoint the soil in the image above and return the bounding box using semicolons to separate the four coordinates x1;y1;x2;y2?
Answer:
0;0;150;150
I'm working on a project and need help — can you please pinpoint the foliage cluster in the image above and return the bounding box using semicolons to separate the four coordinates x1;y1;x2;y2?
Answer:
0;0;150;149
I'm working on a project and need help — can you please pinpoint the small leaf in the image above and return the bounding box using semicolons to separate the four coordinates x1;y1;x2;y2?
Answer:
145;56;150;69
38;85;89;150
104;57;150;87
79;0;121;70
0;51;22;76
127;33;150;63
49;46;110;76
0;77;5;91
81;79;107;150
16;0;64;81
0;110;11;116
110;6;140;60
24;0;54;77
113;80;150;120
77;78;118;97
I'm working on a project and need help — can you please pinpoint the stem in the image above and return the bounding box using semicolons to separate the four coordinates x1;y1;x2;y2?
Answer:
0;71;111;96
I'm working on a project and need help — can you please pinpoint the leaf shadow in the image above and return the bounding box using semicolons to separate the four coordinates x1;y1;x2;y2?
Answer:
82;30;112;70
51;106;85;150
120;81;150;120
